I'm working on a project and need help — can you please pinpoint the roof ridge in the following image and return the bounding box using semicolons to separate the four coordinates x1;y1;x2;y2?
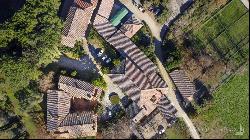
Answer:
58;112;71;127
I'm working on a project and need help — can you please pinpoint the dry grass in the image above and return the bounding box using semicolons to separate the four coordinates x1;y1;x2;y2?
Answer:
99;116;132;139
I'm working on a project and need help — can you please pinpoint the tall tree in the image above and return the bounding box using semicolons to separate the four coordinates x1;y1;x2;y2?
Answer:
0;0;63;94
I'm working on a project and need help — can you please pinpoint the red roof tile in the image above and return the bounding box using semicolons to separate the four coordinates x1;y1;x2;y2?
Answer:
74;0;93;9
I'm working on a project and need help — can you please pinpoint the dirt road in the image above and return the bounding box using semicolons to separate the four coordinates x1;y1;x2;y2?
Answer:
241;0;249;9
119;0;162;40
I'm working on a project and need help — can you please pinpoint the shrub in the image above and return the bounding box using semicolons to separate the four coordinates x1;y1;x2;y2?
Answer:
100;92;105;101
113;58;121;67
96;105;104;116
91;77;107;90
71;70;77;77
60;70;67;75
110;95;120;105
59;40;86;59
101;66;110;74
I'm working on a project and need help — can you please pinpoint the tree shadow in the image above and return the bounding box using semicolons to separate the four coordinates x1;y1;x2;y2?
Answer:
40;93;47;125
180;0;194;13
0;0;26;23
58;0;74;20
0;39;23;59
193;79;213;106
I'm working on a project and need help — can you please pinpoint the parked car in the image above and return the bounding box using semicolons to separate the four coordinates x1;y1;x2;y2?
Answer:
97;49;104;57
148;5;154;12
108;110;112;117
154;8;161;16
106;58;112;64
158;125;165;135
132;0;139;7
102;55;108;61
132;0;145;13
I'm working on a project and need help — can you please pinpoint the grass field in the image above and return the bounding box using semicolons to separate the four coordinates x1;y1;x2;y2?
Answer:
193;0;249;70
186;1;249;138
192;63;249;139
196;0;248;41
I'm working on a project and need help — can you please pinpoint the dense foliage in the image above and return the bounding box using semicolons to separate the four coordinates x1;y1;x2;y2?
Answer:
165;0;248;89
164;118;190;139
91;77;107;90
131;24;156;63
0;0;63;93
0;0;63;138
59;40;86;59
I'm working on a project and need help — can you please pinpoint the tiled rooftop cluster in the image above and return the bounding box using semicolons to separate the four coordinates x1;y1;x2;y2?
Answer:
47;76;103;138
93;0;167;102
129;89;177;139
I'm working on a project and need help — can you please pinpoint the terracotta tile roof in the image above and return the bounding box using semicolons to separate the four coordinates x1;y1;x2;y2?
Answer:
59;112;95;126
46;90;71;131
75;0;93;9
61;0;98;47
96;0;114;18
47;90;98;138
120;15;144;38
125;59;152;90
131;89;177;139
58;75;103;101
132;89;163;123
94;15;167;102
169;70;196;100
108;73;141;101
62;6;77;36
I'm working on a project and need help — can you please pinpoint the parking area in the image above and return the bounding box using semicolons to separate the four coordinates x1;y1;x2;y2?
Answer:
88;44;125;73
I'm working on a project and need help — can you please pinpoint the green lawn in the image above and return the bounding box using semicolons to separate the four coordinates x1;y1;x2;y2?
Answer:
192;64;249;139
227;12;249;44
194;0;248;43
193;0;249;68
212;32;234;55
217;0;248;27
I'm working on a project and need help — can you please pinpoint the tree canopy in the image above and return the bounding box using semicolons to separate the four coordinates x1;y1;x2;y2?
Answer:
0;0;63;93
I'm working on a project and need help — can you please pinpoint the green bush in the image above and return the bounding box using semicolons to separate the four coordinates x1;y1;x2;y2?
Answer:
96;104;104;116
110;95;120;105
113;58;121;67
100;92;105;101
60;70;67;75
59;40;86;59
101;66;110;74
91;77;107;90
71;70;77;77
162;43;181;71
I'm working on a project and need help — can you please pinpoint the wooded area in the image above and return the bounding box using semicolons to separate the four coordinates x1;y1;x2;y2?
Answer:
0;0;63;138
